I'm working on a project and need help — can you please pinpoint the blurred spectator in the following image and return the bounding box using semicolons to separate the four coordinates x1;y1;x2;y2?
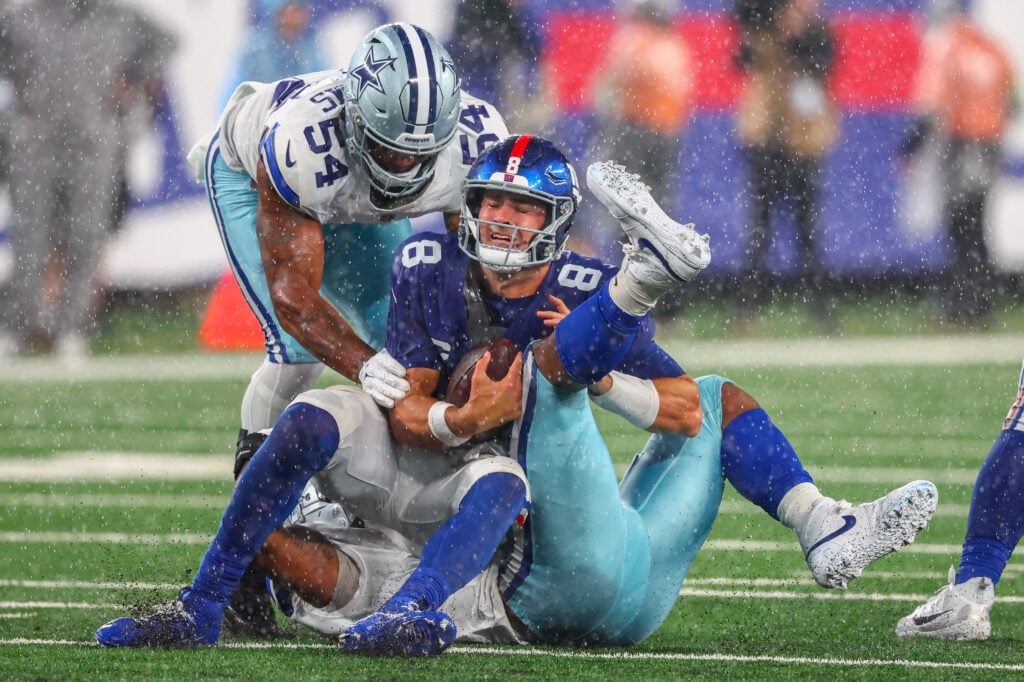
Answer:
219;0;326;107
449;0;543;131
733;0;839;331
0;0;176;359
582;0;694;264
903;0;1018;325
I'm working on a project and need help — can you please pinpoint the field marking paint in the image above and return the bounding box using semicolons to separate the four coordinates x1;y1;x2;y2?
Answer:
0;454;227;481
0;579;179;590
8;578;1024;606
0;530;963;555
0;335;1020;384
0;452;991;487
0;493;222;508
0;491;972;518
1;637;1023;672
662;334;1024;369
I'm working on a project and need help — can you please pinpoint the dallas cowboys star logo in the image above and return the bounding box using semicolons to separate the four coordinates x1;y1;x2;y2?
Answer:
350;47;396;96
440;54;456;77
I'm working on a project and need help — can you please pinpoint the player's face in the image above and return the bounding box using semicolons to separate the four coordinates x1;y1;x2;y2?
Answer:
477;190;547;251
366;138;422;174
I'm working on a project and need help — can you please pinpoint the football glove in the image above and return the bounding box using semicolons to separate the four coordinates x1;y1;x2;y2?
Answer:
359;349;410;408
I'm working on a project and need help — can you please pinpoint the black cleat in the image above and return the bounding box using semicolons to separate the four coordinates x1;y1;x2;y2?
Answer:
222;563;289;639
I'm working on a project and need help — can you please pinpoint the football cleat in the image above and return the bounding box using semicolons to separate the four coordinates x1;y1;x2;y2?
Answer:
896;566;994;640
95;587;222;648
586;161;711;286
338;606;457;657
222;563;284;639
799;480;938;589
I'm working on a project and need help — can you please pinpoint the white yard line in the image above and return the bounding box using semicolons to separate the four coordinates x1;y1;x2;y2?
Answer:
0;637;1022;672
0;452;993;485
0;334;1020;384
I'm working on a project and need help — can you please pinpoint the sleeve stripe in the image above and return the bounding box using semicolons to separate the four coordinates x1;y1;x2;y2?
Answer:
260;124;302;210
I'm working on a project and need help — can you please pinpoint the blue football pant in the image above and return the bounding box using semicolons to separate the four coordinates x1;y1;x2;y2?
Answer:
505;357;727;646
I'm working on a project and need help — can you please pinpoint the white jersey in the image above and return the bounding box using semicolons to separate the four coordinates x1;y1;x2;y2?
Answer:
206;70;509;224
288;518;525;645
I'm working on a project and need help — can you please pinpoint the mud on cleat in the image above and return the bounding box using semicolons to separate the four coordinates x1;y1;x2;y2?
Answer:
95;587;222;648
586;161;711;283
222;562;287;639
338;607;457;657
896;566;994;641
799;480;938;589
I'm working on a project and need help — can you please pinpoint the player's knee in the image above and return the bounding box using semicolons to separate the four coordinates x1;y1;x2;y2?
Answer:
272;400;341;472
718;379;760;428
458;458;530;509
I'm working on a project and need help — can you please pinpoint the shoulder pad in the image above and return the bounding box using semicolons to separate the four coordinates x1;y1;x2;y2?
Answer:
259;115;350;217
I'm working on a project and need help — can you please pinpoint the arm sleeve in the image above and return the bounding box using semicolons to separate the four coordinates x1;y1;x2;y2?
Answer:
615;318;685;379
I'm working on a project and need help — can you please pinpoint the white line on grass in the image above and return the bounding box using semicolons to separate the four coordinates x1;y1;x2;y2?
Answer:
0;530;965;555
0;579;179;590
0;493;974;518
0;335;1020;384
1;638;1023;673
0;493;222;508
0;452;990;486
9;578;1024;606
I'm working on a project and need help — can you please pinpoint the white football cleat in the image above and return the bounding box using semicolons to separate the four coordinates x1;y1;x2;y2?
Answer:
896;566;994;640
798;480;938;589
587;161;711;289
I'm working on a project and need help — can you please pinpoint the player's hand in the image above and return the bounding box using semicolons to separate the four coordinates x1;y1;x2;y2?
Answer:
458;351;524;436
537;294;571;328
359;350;410;408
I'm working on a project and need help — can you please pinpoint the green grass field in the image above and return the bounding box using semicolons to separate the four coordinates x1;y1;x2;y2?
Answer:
2;335;1024;680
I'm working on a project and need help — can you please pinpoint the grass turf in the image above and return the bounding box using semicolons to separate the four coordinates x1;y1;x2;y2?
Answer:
1;351;1022;679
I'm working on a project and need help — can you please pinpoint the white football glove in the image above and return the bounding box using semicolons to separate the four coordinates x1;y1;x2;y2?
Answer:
358;349;410;408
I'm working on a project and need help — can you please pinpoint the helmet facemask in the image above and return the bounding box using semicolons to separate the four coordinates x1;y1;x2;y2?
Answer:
345;101;452;207
460;182;575;274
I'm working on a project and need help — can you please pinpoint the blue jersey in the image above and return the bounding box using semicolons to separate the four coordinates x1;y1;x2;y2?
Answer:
385;232;683;397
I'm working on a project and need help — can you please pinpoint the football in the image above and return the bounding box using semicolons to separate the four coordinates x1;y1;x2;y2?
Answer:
444;337;520;407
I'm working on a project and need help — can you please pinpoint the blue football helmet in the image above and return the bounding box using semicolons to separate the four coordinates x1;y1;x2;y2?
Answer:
459;135;581;272
343;23;461;206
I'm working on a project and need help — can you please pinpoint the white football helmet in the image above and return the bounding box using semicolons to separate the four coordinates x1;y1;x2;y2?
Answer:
343;23;462;207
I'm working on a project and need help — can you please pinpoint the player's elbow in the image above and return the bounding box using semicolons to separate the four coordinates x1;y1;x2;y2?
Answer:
676;402;703;437
652;375;703;436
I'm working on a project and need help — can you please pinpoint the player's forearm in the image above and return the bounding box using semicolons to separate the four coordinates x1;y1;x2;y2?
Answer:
591;372;702;436
651;375;702;436
272;289;373;381
388;395;448;450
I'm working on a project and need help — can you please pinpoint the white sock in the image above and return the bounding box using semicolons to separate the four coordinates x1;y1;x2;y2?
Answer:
776;482;825;531
608;271;655;316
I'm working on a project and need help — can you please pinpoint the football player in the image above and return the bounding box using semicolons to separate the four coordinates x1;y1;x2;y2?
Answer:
95;136;937;655
897;359;1024;640
187;21;508;633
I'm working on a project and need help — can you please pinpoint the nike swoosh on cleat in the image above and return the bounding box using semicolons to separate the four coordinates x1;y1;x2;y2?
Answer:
912;609;953;626
805;514;857;557
636;238;684;281
285;143;296;168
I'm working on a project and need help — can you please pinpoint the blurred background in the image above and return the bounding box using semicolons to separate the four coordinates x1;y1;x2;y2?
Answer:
0;0;1021;356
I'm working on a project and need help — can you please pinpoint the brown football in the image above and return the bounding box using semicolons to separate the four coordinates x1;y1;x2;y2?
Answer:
445;337;520;407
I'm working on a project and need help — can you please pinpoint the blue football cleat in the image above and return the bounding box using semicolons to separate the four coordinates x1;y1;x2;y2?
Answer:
338;608;457;657
95;587;223;648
